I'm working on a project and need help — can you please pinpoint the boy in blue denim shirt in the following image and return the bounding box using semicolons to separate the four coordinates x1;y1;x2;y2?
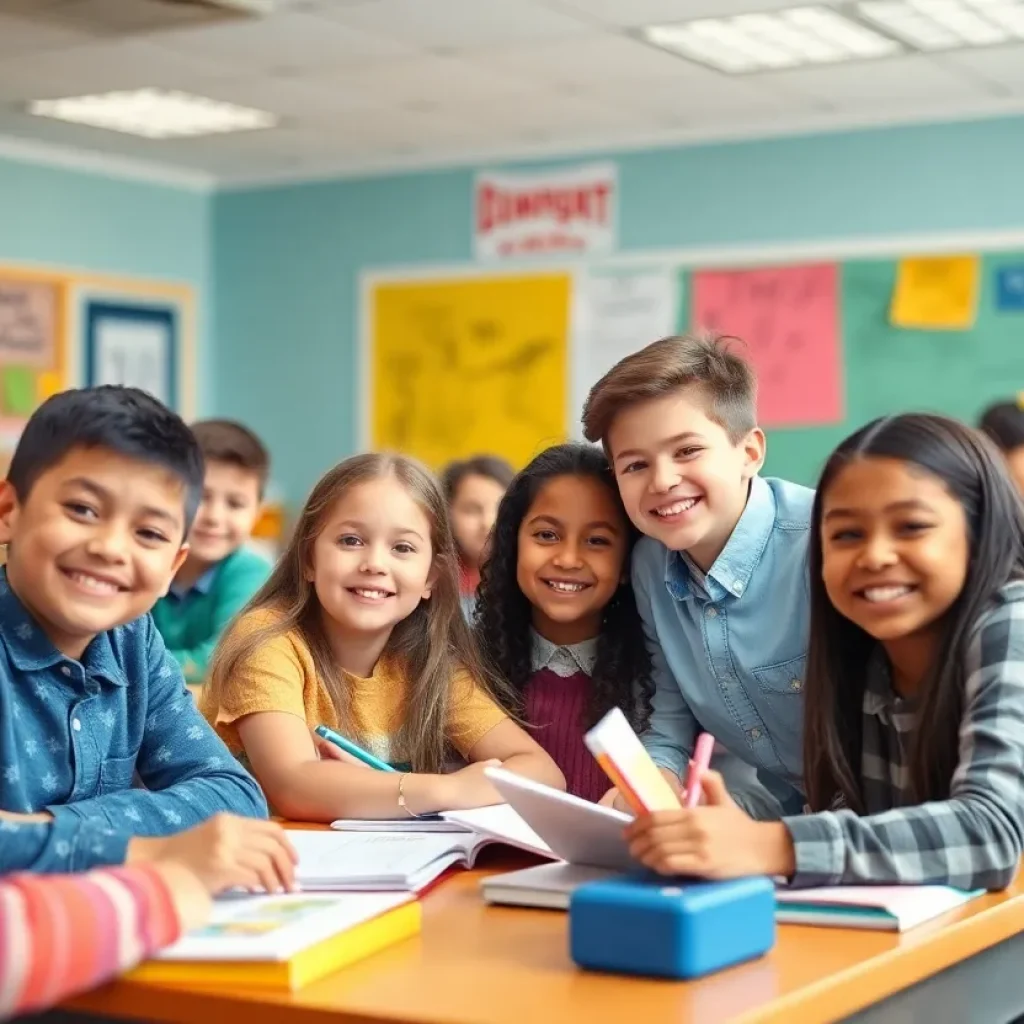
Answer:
0;386;268;873
583;333;812;817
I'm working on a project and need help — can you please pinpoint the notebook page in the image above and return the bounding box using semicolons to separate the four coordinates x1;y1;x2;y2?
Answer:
443;804;553;859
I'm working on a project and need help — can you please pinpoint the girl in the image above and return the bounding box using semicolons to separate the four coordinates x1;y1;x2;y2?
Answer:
627;414;1024;890
442;455;515;617
978;398;1024;496
202;453;564;822
475;443;654;803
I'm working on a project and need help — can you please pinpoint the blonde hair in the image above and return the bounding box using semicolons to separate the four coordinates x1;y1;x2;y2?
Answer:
207;452;511;773
582;332;757;446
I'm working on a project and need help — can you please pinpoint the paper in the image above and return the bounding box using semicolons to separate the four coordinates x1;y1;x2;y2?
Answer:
1;366;38;416
371;273;571;469
574;267;678;415
890;255;979;329
91;312;172;406
996;265;1024;312
691;263;842;427
0;279;57;366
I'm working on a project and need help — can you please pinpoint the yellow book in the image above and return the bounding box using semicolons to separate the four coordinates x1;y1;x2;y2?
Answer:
128;891;420;991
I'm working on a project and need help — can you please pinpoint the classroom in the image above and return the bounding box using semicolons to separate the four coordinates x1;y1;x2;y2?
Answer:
3;2;1024;1023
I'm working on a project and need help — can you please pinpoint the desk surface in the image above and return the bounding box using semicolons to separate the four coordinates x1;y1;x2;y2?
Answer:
68;852;1024;1024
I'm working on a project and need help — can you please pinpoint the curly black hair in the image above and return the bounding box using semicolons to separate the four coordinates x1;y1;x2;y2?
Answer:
473;442;654;734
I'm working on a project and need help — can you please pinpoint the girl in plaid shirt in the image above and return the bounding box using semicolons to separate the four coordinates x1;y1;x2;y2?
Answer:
627;413;1024;890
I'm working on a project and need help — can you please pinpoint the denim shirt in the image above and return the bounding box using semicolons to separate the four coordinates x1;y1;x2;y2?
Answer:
0;569;268;873
634;474;813;804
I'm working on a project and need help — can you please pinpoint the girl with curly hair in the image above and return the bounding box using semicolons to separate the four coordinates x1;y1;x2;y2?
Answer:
474;443;654;803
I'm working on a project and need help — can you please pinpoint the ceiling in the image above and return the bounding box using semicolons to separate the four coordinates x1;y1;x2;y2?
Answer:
2;0;1024;189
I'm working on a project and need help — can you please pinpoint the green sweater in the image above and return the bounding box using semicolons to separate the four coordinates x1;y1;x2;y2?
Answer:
152;546;272;684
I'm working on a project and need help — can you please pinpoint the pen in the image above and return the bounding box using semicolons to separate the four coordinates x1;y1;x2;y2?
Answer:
683;732;716;808
314;725;396;772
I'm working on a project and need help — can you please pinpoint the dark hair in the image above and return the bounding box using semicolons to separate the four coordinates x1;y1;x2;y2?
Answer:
804;413;1024;813
474;443;654;733
8;386;204;534
978;400;1024;454
441;455;515;503
582;332;757;446
191;419;270;495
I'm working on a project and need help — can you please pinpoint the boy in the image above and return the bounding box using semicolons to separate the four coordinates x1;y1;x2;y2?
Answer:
582;333;812;816
0;386;269;873
152;419;271;685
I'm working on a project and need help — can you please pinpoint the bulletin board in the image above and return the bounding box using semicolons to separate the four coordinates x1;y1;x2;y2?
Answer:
362;232;1024;484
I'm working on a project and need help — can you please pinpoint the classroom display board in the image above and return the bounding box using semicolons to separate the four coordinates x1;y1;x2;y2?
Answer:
365;246;1024;484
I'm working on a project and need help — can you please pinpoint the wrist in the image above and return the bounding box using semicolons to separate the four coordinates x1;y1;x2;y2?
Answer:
400;773;446;816
153;862;213;932
756;822;796;877
125;835;163;866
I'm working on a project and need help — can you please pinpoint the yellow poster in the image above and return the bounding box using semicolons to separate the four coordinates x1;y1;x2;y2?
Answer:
890;255;979;330
371;273;571;469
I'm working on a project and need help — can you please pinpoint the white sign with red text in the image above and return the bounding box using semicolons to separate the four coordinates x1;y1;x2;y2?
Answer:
474;162;617;261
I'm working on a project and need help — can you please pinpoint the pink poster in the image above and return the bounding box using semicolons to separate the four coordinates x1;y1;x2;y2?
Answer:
691;263;842;427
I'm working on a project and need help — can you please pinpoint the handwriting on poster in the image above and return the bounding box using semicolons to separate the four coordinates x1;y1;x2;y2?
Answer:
691;263;842;427
0;280;56;366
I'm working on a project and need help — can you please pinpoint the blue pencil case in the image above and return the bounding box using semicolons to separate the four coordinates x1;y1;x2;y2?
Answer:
569;873;776;980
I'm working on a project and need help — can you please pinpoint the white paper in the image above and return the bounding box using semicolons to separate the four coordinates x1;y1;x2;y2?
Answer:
92;316;170;405
573;267;679;424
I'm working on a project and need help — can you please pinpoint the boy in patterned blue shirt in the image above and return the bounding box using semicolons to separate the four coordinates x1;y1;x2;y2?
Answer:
0;386;268;873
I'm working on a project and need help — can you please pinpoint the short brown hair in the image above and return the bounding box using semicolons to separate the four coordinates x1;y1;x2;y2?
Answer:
581;332;757;446
441;454;515;503
191;419;269;494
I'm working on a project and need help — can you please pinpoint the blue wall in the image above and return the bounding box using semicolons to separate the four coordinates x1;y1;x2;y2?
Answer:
214;115;1024;505
0;156;212;409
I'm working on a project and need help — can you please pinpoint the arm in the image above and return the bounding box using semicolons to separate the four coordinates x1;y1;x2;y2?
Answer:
0;863;209;1020
170;559;269;684
47;618;267;858
784;609;1024;890
465;718;566;794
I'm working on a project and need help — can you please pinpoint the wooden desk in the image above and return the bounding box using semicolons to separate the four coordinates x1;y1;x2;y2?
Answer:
64;854;1024;1024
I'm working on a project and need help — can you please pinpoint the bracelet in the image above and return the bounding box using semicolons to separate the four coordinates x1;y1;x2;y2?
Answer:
397;773;426;819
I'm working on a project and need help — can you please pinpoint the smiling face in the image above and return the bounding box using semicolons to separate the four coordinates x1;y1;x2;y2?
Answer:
820;456;970;678
0;446;189;659
308;475;436;650
186;459;262;567
607;387;764;570
515;474;628;646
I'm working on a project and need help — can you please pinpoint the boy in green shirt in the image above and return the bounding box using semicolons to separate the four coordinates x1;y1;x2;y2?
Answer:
152;420;271;685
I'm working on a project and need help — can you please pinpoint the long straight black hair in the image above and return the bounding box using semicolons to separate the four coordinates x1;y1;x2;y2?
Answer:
804;413;1024;812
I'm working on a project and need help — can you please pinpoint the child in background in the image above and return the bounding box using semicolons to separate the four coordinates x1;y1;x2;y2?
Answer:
582;333;813;818
202;453;564;822
0;387;268;874
978;398;1024;496
475;444;653;802
442;455;515;617
628;414;1024;891
153;420;272;686
1;814;296;1020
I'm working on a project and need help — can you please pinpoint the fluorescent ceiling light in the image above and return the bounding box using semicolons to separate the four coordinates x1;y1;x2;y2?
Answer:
28;89;277;139
642;5;902;73
856;0;1024;50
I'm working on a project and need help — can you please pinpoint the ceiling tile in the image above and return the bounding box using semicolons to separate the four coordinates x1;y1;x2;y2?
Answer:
0;11;101;57
153;9;417;73
941;45;1024;94
544;0;835;27
319;0;593;49
33;0;225;33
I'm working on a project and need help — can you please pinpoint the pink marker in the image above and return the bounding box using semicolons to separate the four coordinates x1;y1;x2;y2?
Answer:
683;733;716;808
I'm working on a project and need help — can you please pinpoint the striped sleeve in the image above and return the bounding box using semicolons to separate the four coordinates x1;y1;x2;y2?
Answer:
0;865;183;1020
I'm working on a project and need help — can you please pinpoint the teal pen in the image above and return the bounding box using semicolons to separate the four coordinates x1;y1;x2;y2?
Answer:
314;724;396;772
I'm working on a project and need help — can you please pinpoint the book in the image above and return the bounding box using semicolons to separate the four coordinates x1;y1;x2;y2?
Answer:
128;891;420;990
774;885;985;931
481;863;616;910
329;817;474;834
584;707;681;814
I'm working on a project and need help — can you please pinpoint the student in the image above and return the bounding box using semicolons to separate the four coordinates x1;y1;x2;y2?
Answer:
202;453;564;821
0;386;269;874
978;398;1024;496
474;443;653;802
627;414;1024;890
1;814;296;1020
153;419;272;685
582;333;813;816
442;455;515;618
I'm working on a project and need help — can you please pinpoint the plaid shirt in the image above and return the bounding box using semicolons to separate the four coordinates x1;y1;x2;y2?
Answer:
784;581;1024;890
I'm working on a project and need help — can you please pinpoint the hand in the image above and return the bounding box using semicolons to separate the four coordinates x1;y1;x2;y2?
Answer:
598;787;633;813
127;814;298;895
0;810;53;824
435;759;503;811
624;770;795;880
312;732;372;768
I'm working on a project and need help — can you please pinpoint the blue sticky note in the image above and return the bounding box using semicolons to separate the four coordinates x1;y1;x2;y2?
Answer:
996;267;1024;311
